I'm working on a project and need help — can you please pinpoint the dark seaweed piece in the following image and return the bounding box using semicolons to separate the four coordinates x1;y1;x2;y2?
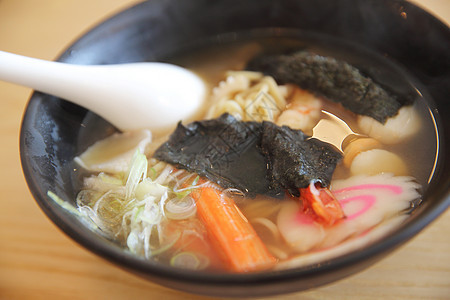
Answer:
154;114;279;197
260;122;342;197
246;51;411;123
154;114;342;198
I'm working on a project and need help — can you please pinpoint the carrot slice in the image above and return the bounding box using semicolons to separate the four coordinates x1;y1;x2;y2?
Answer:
191;186;277;273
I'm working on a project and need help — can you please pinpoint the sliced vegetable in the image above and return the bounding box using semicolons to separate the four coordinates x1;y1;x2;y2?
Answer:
125;150;148;200
135;178;168;201
165;196;197;220
191;186;277;272
163;219;222;270
171;252;201;269
170;252;210;270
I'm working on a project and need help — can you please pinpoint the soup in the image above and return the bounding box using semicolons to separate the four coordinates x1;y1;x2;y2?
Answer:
66;35;438;273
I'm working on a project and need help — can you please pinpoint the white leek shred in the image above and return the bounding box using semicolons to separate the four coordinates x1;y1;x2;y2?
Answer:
125;150;148;200
135;178;168;201
126;231;140;254
165;196;197;220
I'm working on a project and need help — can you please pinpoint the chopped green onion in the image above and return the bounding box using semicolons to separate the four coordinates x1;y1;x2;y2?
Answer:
134;206;144;222
175;190;191;199
170;252;201;270
192;175;200;186
149;167;157;179
150;231;181;256
165;196;197;220
170;251;210;270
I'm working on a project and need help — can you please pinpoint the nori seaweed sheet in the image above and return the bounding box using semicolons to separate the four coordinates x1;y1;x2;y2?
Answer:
246;51;411;123
154;114;272;196
260;122;342;197
154;114;342;198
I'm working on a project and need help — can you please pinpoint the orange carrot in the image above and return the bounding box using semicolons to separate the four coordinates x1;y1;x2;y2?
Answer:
191;186;277;273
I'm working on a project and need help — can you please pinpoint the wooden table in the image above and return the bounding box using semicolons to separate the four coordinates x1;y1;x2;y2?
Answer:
0;1;448;299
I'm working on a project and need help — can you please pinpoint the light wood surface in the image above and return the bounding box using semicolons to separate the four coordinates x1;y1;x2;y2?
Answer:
0;1;448;299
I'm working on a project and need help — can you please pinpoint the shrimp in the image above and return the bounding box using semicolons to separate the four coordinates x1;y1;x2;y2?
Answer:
299;182;345;226
276;87;322;135
277;183;345;253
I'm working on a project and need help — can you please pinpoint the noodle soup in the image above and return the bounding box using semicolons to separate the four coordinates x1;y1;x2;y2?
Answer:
71;35;438;273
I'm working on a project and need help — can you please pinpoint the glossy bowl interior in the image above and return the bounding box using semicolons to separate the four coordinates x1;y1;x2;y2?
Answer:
20;0;450;297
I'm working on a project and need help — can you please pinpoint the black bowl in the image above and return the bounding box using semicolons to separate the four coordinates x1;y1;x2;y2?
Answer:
20;0;450;297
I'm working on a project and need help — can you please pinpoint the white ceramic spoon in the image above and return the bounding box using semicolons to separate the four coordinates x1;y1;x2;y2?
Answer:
0;51;206;131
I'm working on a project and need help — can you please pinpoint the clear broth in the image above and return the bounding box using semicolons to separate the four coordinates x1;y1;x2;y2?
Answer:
168;33;438;187
76;31;439;272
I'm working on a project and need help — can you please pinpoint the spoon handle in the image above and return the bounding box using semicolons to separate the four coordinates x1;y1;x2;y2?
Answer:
0;50;86;93
0;50;205;131
0;50;132;107
0;51;168;129
0;51;158;127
